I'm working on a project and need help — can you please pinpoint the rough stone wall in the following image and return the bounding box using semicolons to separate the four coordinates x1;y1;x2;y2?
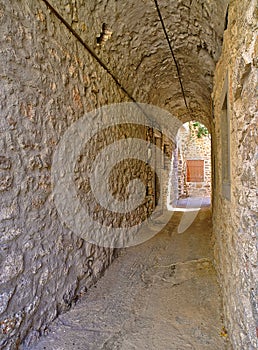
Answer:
212;0;258;349
167;146;180;206
159;135;174;208
177;147;188;198
0;1;129;349
177;123;211;197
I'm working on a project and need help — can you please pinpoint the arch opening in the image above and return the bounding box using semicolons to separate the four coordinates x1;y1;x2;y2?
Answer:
167;120;211;209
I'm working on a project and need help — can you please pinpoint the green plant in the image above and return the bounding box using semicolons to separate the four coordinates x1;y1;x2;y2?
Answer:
192;121;209;138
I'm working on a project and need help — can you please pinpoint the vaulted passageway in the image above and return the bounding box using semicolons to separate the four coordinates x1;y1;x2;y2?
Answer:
0;1;257;350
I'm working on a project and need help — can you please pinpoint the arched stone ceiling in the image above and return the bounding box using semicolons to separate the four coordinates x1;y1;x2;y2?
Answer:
51;0;229;128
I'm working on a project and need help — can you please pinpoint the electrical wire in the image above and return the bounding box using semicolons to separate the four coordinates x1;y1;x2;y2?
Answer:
41;0;137;103
153;0;190;112
42;0;191;118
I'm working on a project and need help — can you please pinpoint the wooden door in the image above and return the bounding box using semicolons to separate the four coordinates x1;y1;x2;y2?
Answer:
186;160;204;182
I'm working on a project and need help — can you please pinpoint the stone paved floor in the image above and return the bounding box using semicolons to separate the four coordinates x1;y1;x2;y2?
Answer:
29;202;230;350
174;197;211;208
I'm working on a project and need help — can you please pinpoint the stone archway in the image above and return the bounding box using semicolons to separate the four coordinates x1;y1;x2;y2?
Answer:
177;121;211;199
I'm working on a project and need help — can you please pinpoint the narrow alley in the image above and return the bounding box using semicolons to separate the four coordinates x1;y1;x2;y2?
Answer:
0;1;256;349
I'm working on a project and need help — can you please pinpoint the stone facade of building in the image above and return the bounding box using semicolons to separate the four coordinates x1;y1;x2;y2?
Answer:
212;0;257;348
